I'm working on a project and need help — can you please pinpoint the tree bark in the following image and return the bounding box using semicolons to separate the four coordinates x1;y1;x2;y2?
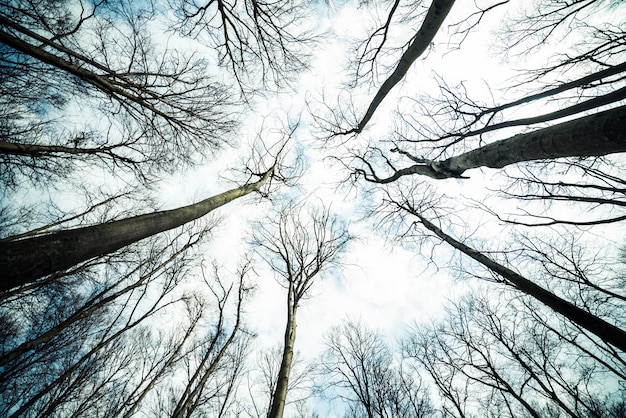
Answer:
268;287;297;418
377;105;626;181
411;210;626;353
0;140;113;156
356;0;455;132
438;104;626;176
0;170;272;291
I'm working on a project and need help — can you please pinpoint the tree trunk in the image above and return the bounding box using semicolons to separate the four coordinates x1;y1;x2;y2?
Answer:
0;140;112;156
411;210;626;353
0;170;272;291
436;105;626;177
268;288;297;418
356;0;455;132
381;105;626;181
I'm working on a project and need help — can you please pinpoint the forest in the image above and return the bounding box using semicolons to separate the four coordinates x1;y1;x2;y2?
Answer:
0;0;625;416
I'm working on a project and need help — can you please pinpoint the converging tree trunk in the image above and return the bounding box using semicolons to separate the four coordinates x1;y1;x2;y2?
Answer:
436;104;626;177
405;207;626;353
268;286;297;418
0;169;272;291
253;204;351;418
369;105;626;182
355;0;455;133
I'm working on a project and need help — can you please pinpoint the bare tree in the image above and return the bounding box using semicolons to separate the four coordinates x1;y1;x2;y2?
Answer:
0;228;256;418
391;196;626;352
167;0;317;91
0;1;238;188
350;104;626;182
0;228;206;373
251;202;351;418
244;346;317;417
404;290;626;418
320;319;434;418
167;262;254;418
320;0;626;226
1;235;190;417
352;0;455;134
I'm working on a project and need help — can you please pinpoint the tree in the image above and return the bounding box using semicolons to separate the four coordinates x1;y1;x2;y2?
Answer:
243;346;317;417
319;0;626;358
1;234;192;417
352;104;626;181
351;0;456;134
0;167;274;291
0;231;255;417
2;0;626;415
404;290;626;418
0;1;237;188
390;194;626;352
317;0;625;205
320;319;434;418
167;262;254;418
168;0;317;91
251;203;351;418
0;228;206;373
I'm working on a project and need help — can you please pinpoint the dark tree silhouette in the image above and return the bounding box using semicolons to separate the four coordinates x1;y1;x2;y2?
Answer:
404;290;626;417
321;319;434;418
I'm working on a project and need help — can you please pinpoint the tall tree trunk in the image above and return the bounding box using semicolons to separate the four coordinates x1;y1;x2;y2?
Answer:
268;286;297;418
356;0;455;132
380;105;626;181
439;104;626;176
0;140;113;156
409;209;626;353
0;170;272;291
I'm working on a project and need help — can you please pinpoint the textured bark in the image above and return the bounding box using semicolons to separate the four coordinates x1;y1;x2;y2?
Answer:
375;105;626;182
413;211;626;353
268;288;297;418
0;140;112;156
438;104;626;176
356;0;455;132
0;170;272;291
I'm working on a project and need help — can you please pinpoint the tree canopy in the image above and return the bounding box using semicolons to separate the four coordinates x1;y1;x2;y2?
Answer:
1;0;625;416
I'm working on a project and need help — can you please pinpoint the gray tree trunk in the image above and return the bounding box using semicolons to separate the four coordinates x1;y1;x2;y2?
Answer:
413;211;626;353
439;104;626;175
356;0;455;132
268;287;297;418
383;105;626;181
0;170;272;291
